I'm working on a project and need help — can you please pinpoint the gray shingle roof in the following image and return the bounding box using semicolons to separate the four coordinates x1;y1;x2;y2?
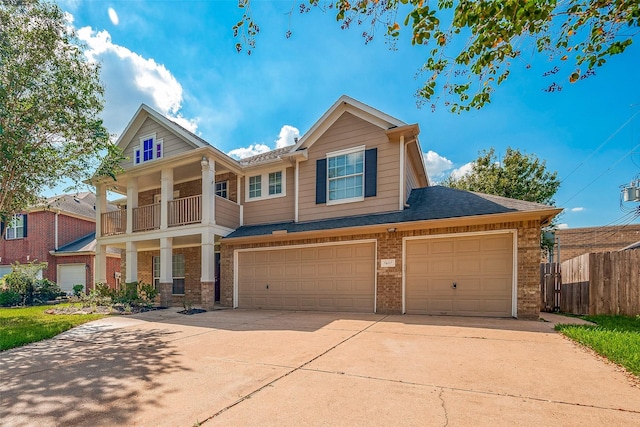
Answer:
54;232;120;255
34;192;118;220
225;186;557;239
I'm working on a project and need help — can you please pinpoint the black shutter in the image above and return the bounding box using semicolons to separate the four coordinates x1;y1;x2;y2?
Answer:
316;158;327;204
364;148;377;198
22;214;27;238
0;221;4;239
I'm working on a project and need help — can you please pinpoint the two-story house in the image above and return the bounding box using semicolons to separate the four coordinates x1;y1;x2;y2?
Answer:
0;193;121;293
93;96;560;318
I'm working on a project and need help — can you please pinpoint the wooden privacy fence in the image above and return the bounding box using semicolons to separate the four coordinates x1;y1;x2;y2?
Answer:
540;263;561;312
559;251;640;316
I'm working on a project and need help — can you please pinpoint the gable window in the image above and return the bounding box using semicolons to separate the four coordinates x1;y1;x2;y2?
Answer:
316;147;377;205
245;170;286;201
215;181;228;198
152;254;185;295
269;172;282;195
328;151;364;202
134;133;163;165
5;214;26;240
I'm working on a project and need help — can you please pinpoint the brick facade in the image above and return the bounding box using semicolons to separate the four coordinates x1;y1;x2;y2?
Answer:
0;211;119;290
221;219;542;319
555;225;640;261
136;246;202;307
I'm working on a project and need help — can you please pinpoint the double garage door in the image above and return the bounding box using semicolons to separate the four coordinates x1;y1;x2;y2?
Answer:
236;232;514;316
238;242;375;312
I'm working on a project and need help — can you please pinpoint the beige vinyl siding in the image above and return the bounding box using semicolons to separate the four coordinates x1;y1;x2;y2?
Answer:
215;196;241;229
121;117;196;170
242;168;295;225
298;112;400;222
405;155;421;202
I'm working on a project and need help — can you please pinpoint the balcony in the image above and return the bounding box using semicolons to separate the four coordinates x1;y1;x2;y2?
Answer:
100;195;240;237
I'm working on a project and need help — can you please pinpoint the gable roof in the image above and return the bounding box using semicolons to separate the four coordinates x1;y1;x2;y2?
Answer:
224;186;561;239
28;192;117;221
239;147;293;166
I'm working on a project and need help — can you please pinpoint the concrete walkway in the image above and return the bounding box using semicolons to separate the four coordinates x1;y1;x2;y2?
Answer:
1;309;638;426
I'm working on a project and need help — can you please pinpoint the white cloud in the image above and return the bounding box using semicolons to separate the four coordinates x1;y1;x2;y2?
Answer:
107;7;119;26
451;162;474;179
423;151;453;180
557;223;569;229
571;207;584;212
227;144;271;160
275;125;300;149
75;25;198;135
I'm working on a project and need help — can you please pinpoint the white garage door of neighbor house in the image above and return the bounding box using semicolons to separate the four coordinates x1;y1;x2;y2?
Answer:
58;264;86;294
405;232;514;317
237;242;376;312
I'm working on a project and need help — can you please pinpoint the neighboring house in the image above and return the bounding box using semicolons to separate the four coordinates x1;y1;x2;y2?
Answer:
0;193;121;293
92;96;560;319
554;225;640;261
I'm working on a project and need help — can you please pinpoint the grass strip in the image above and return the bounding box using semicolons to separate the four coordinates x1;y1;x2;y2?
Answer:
0;305;105;351
556;315;640;376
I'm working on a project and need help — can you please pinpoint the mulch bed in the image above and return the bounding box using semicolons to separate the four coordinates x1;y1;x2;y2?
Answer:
177;308;207;315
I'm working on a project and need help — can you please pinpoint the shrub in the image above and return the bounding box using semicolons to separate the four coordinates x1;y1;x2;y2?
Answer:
4;270;35;305
72;284;85;297
0;289;21;307
35;279;64;302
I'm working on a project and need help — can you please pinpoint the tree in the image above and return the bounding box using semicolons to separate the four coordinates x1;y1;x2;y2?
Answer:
235;0;639;112
0;0;122;222
442;147;560;205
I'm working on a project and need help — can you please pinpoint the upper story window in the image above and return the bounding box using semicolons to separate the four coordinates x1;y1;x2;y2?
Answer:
316;146;377;206
134;133;163;165
215;181;228;199
246;170;286;202
268;171;282;195
4;214;26;240
328;150;364;203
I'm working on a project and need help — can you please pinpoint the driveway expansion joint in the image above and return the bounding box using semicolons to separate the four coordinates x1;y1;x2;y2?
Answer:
199;315;390;424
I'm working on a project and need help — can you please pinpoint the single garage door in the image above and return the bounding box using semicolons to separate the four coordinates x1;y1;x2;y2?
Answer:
405;233;514;317
58;264;86;294
238;242;375;312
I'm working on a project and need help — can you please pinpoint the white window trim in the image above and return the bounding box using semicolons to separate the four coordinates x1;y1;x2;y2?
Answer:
134;133;163;165
244;169;287;202
5;214;25;240
326;145;366;206
153;190;180;204
153;254;185;295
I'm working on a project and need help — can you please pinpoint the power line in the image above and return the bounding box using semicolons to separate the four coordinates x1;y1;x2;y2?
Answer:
560;109;640;184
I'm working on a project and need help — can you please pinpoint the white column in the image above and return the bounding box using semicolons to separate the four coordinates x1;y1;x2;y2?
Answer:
201;232;215;282
160;237;173;283
126;178;138;234
125;241;138;283
95;183;106;237
94;244;107;284
160;168;173;230
201;157;215;225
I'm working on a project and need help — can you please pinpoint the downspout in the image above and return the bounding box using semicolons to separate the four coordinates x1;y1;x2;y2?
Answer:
54;210;60;250
294;159;300;222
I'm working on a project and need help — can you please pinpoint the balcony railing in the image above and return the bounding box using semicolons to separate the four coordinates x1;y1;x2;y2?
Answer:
169;195;202;227
101;210;126;236
133;203;160;232
100;195;241;236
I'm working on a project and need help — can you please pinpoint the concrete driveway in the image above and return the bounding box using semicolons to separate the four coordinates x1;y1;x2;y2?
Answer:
1;309;639;426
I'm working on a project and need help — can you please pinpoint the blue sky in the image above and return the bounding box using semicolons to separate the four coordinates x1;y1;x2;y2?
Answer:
55;1;640;229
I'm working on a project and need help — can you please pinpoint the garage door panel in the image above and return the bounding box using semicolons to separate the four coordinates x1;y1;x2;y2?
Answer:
58;264;86;294
406;234;513;317
238;242;375;312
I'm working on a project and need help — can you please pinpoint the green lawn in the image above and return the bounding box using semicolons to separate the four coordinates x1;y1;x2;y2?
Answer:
0;305;105;351
556;315;640;376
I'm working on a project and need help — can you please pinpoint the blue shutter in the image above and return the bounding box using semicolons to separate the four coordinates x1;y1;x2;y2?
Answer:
316;158;327;204
364;148;377;198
